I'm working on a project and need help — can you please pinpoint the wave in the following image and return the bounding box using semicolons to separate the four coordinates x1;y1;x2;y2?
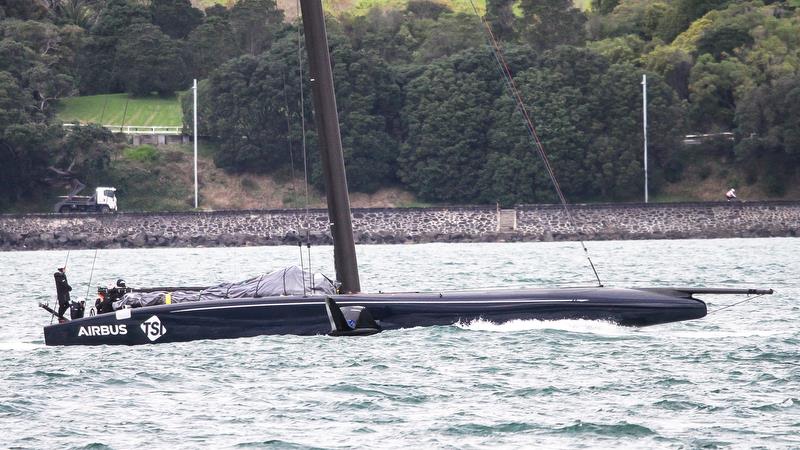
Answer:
235;440;311;449
752;397;799;411
553;421;656;437
443;421;539;435
0;342;43;351
455;318;632;336
658;329;793;339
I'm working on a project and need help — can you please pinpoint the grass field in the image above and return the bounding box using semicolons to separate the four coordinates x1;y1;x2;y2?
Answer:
57;93;184;127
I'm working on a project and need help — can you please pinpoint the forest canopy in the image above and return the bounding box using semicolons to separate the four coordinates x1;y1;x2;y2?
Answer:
1;0;799;209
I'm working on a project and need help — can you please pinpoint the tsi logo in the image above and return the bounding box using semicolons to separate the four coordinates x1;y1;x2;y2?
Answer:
140;315;166;342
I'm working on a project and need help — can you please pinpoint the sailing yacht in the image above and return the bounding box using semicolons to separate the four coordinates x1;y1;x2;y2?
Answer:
40;0;771;346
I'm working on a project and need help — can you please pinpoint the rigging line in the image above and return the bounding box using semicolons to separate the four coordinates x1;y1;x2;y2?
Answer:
586;280;798;287
100;95;109;124
307;240;313;291
466;0;603;287
298;241;307;296
295;2;314;287
121;97;129;128
296;0;311;228
84;249;98;301
282;70;297;195
707;293;769;315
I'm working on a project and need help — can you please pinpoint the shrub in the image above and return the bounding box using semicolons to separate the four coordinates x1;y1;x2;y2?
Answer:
124;145;159;163
764;173;787;197
240;177;258;192
663;159;684;183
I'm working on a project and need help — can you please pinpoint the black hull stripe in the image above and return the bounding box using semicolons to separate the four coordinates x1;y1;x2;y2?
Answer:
172;298;623;313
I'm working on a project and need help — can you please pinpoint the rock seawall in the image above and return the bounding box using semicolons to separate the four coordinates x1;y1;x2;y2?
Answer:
1;202;798;250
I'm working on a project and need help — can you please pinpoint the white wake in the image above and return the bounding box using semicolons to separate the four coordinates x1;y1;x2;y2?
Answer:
0;342;43;350
455;318;632;336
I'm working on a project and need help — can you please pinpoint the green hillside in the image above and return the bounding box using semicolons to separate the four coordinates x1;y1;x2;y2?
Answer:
57;93;183;127
192;0;485;15
192;0;590;15
5;0;799;212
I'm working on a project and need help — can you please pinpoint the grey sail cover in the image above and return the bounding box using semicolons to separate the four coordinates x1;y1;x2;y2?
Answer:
114;266;338;309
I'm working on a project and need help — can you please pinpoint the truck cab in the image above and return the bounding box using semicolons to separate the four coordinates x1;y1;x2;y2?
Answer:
95;187;117;211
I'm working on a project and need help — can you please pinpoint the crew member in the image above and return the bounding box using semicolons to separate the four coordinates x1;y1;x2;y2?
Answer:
54;267;72;321
725;188;737;201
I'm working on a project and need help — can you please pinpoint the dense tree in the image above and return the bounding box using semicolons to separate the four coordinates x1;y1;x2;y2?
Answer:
76;38;117;94
406;0;450;20
52;0;98;28
114;22;186;95
400;48;516;202
485;0;515;41
229;0;284;55
643;45;693;98
4;0;798;210
735;76;800;194
0;19;82;115
91;0;149;36
588;34;646;65
0;0;50;20
591;0;681;42
343;8;418;63
199;29;401;193
200;48;306;175
186;16;240;79
696;21;754;58
594;0;745;43
739;7;800;84
674;0;735;28
688;54;751;129
0;9;80;206
0;71;27;126
0;20;118;206
413;13;485;63
0;123;60;204
644;1;800;134
342;4;483;66
149;0;203;39
0;70;61;204
591;0;621;15
76;0;150;94
515;48;682;199
204;4;229;19
401;44;684;204
518;0;587;51
58;124;116;185
329;43;402;192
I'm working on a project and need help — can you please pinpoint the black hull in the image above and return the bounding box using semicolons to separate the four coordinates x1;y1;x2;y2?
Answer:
43;287;707;346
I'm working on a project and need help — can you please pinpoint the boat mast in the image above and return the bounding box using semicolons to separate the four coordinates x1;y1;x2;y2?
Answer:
298;0;361;293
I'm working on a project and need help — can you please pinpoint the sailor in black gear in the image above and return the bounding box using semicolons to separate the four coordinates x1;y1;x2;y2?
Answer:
54;267;72;320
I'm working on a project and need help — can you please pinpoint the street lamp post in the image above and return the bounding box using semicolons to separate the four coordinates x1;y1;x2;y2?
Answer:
642;74;649;204
193;79;198;209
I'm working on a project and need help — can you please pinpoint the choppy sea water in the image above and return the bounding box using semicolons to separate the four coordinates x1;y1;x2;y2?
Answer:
0;238;798;449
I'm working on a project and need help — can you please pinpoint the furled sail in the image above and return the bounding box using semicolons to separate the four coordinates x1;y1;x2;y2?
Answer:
114;266;338;308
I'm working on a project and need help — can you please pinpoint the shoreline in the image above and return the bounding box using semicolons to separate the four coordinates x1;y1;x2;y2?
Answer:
1;201;797;251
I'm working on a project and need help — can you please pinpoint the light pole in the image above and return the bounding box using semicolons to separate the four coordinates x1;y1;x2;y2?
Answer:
193;78;198;209
642;74;649;203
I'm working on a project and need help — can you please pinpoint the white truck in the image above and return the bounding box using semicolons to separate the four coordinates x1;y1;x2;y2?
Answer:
54;186;118;213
